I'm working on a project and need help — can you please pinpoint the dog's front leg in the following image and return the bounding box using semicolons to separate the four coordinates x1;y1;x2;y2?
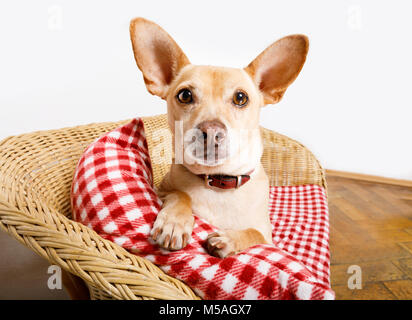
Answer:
206;229;268;258
150;191;194;250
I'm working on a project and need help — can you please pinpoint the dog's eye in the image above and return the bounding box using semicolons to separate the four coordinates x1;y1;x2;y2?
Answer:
233;91;248;107
177;88;193;104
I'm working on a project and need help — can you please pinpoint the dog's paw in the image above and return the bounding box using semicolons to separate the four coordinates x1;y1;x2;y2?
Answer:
206;231;237;258
150;208;194;250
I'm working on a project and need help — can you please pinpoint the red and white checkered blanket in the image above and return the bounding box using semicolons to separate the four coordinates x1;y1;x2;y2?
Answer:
71;118;334;300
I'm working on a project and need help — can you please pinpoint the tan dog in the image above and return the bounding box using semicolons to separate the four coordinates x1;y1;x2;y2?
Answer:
130;18;308;258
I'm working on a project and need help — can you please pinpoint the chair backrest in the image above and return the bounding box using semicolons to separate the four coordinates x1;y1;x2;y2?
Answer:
142;114;326;189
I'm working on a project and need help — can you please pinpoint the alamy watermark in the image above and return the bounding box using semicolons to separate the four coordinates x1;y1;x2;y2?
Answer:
347;265;362;289
347;5;363;31
47;5;63;31
150;120;261;167
47;265;62;290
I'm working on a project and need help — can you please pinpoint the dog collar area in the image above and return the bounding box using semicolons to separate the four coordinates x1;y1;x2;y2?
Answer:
198;170;254;189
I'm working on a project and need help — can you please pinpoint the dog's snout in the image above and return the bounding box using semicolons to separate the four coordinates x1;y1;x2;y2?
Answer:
197;121;227;145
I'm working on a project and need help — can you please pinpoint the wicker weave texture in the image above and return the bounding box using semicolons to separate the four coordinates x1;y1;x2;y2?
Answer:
0;114;325;300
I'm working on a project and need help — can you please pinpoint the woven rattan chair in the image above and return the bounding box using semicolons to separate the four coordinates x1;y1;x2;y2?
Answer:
0;114;326;300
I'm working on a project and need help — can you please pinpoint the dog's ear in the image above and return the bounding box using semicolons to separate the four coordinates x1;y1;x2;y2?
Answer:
130;18;190;99
245;35;308;105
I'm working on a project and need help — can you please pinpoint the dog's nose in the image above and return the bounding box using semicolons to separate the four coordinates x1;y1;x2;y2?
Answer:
197;120;227;145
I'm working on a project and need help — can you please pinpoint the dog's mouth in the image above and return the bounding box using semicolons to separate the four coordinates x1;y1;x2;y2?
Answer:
184;132;229;166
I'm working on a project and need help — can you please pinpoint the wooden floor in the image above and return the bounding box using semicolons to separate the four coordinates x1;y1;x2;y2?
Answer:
327;175;412;300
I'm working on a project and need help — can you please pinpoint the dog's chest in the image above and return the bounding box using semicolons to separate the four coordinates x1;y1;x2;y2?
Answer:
189;183;268;231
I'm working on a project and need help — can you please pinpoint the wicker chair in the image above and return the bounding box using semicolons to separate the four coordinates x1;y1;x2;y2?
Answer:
0;114;326;300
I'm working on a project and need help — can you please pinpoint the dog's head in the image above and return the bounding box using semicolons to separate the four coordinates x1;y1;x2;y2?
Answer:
130;18;308;175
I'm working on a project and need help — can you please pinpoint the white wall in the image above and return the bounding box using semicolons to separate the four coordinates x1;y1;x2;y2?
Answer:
1;0;411;180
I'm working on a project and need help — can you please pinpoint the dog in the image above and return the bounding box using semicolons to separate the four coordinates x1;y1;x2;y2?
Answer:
129;18;308;258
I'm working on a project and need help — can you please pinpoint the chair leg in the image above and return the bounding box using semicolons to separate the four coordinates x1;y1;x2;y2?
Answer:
61;269;90;300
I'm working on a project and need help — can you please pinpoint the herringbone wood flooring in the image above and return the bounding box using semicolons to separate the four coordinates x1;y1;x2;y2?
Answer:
327;175;412;299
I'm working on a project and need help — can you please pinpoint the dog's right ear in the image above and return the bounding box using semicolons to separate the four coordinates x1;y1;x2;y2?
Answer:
245;35;309;105
130;18;190;99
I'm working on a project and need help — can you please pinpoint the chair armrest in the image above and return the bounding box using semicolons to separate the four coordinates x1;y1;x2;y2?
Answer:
0;193;199;300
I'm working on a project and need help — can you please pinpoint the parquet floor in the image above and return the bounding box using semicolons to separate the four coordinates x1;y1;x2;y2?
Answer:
327;175;412;299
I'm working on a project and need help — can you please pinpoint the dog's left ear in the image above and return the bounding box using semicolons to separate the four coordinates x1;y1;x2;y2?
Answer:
245;35;309;105
130;18;190;99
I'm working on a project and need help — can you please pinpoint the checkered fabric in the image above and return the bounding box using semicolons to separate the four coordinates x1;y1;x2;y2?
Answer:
71;118;335;300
